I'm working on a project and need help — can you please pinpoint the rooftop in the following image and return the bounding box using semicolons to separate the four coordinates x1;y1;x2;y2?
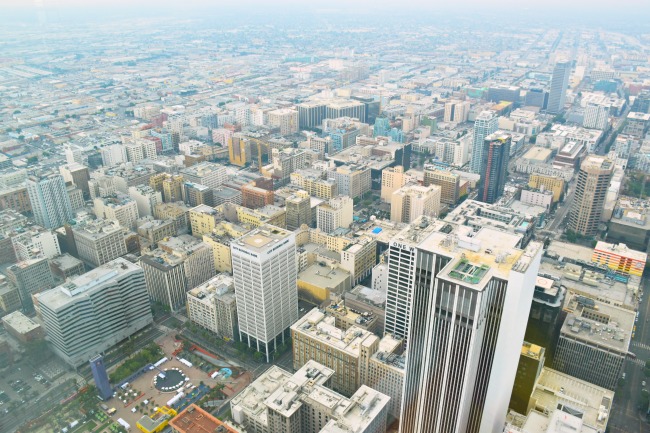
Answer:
291;308;379;357
37;258;139;309
560;292;635;353
298;264;351;290
2;311;41;334
530;367;613;431
235;225;292;253
170;404;241;433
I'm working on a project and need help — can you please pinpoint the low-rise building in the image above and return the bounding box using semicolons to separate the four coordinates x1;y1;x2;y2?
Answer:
291;308;379;397
592;241;647;278
186;274;238;341
2;311;44;342
297;264;352;306
230;361;389;433
73;219;127;268
49;254;85;280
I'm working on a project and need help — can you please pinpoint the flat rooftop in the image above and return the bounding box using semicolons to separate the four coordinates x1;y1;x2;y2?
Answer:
523;146;553;162
236;225;292;252
291;309;378;357
2;311;41;334
298;264;351;289
560;292;635;353
170;404;241;433
530;367;613;431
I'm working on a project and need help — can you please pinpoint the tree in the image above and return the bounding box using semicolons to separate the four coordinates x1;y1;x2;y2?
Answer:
252;352;265;363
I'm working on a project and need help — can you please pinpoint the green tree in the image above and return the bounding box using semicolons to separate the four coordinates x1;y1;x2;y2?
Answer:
253;352;265;363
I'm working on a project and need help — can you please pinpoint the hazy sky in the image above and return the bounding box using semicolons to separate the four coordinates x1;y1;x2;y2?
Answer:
1;0;648;28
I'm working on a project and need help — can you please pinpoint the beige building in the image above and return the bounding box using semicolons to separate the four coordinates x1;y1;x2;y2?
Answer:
568;156;614;236
230;360;389;433
202;221;250;273
390;184;441;223
186;274;238;341
528;174;565;203
140;235;215;311
236;204;286;228
286;191;312;230
291;308;379;397
423;165;461;205
93;195;139;229
381;166;409;203
154;201;190;233
297;264;352;306
189;204;221;237
317;196;353;233
73;219;127;268
327;165;371;199
137;218;176;245
365;335;405;420
0;275;20;315
290;171;338;199
341;236;377;285
268;108;299;135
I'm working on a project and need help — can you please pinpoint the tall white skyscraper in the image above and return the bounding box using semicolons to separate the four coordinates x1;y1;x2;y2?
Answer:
547;61;571;114
26;174;74;229
384;215;542;433
469;111;498;173
231;225;298;362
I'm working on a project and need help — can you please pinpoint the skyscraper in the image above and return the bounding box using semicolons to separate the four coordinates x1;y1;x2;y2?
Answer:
470;111;498;174
384;216;542;433
26;174;74;229
230;225;297;362
479;132;511;204
567;156;614;237
547;61;571;114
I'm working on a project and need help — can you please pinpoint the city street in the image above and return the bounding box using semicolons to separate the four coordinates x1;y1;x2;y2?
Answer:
609;276;650;433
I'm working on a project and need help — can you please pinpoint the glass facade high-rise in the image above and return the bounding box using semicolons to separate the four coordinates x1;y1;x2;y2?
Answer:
547;61;571;114
470;111;498;174
89;355;112;400
479;132;511;204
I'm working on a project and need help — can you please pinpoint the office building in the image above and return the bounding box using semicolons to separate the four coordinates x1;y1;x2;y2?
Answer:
524;276;566;354
230;361;389;433
67;184;85;211
128;185;162;217
188;204;221;238
93;195;139;230
6;258;55;313
186;274;238;341
317;196;353;233
0;275;20;316
381;166;409;203
479;132;511;204
340;235;377;285
37;258;152;367
140;235;215;311
286;191;312;230
242;184;274;209
180;162;227;191
236;204;287;228
583;102;610;130
73;219;127;268
59;162;91;199
364;334;405;420
508;343;545;415
390;184;441;223
547;61;571;114
383;217;542;433
231;225;297;362
183;182;214;207
591;241;646;278
11;226;61;261
423;165;461;206
470;111;498;173
298;101;327;129
137;218;176;245
567;156;614;237
27;174;74;229
202;221;249;273
291;308;379;396
624;111;650;138
327;165;371;199
2;311;45;342
49;253;85;280
297;264;352;306
154;201;190;234
487;85;521;103
444;100;471;123
268;108;299;135
528;174;564;203
553;292;634;390
325;99;366;123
